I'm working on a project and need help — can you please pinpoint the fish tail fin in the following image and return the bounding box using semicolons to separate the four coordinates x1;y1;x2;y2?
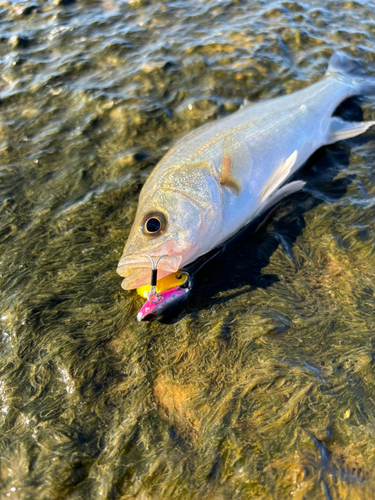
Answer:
326;52;375;95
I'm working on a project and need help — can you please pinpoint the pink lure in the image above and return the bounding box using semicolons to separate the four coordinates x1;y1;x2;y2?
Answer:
137;285;190;322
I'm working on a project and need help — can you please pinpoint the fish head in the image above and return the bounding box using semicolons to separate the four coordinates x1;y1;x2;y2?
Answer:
117;175;221;290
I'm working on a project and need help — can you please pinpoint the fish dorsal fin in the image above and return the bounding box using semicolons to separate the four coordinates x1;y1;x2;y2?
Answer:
219;135;252;195
260;149;298;203
239;98;251;110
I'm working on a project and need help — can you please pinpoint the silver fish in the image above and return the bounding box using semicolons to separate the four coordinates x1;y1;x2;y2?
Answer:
117;52;375;290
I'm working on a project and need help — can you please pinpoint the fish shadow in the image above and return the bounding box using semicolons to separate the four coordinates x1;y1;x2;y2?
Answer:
159;97;374;324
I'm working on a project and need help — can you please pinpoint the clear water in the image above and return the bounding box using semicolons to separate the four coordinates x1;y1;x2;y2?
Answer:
1;0;375;498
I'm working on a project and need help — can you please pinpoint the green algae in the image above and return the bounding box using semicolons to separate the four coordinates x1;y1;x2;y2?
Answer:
1;0;375;498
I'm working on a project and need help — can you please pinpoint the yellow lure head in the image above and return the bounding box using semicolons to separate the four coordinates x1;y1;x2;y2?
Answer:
136;270;188;299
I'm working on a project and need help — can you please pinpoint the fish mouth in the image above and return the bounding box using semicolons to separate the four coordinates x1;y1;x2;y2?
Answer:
116;253;182;290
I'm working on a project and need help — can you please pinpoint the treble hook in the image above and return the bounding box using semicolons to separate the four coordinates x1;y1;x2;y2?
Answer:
145;254;168;303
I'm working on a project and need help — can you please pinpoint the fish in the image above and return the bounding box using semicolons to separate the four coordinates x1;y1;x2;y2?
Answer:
117;52;375;290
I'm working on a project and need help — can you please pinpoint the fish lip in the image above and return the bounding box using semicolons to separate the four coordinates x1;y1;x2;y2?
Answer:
116;253;182;277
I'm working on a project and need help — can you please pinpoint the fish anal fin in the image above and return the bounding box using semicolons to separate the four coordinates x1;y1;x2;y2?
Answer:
326;117;375;144
219;155;241;194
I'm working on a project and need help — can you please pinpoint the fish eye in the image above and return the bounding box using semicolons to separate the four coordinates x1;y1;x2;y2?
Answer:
139;211;167;236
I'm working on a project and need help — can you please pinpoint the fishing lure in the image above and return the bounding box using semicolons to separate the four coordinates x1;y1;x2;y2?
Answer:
136;265;191;322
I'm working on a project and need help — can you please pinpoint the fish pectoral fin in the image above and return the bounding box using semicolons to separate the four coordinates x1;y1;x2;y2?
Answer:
254;180;306;219
219;135;252;195
219;155;241;194
260;149;298;203
326;117;375;144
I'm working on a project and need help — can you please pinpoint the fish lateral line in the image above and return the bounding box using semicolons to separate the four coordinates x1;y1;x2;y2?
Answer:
187;93;324;163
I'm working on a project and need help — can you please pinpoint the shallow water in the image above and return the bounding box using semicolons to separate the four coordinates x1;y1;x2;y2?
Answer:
1;0;375;498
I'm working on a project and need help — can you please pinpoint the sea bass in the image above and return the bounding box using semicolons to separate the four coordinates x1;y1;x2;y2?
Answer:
117;53;375;290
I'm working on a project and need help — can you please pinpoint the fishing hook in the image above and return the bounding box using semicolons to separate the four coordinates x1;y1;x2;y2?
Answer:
145;254;168;303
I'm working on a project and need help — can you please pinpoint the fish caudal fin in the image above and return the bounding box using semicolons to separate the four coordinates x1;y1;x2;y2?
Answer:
325;53;375;143
326;117;375;144
326;52;375;95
